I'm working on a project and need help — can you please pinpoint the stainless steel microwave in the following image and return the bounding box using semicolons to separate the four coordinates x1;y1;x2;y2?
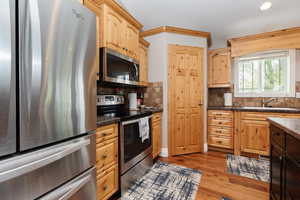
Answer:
100;48;140;85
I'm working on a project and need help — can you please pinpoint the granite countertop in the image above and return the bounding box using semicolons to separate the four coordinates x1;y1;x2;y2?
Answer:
268;117;300;140
97;116;120;127
207;106;300;113
97;107;163;127
141;107;163;113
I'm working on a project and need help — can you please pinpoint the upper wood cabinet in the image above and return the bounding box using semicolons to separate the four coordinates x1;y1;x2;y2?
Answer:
139;38;150;86
104;6;123;52
208;48;231;88
84;0;142;61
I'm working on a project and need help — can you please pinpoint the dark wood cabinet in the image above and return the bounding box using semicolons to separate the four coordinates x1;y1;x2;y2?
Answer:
270;124;300;200
270;144;283;200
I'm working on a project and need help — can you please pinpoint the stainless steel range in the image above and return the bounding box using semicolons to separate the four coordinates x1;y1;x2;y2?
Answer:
0;0;97;199
98;95;153;195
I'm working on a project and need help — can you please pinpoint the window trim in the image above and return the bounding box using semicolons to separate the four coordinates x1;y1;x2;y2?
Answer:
234;49;296;98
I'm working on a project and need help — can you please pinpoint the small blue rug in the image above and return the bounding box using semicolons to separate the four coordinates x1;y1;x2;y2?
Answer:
227;154;270;182
122;161;202;200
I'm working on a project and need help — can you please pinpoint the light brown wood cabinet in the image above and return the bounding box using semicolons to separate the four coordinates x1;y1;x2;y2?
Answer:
84;0;142;61
139;38;150;86
96;124;119;200
208;110;300;156
240;120;270;156
152;113;162;159
208;48;231;88
208;110;233;149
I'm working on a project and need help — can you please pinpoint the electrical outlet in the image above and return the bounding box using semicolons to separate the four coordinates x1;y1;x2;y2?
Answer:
296;92;300;98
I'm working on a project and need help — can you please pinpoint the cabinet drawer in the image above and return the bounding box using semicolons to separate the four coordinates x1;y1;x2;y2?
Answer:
96;138;118;171
96;124;118;143
208;110;233;119
152;113;162;122
97;164;118;200
208;136;233;149
286;134;300;163
241;112;280;121
208;117;233;127
208;126;232;137
270;125;285;148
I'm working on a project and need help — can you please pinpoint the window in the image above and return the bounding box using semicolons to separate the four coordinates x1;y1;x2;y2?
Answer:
234;50;296;97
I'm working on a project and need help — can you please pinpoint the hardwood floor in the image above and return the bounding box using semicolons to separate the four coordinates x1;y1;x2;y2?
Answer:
159;151;270;200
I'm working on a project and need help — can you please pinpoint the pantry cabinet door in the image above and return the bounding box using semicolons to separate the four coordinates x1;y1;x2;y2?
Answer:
168;45;204;156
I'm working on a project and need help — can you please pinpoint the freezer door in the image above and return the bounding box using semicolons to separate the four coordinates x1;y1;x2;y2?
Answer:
0;134;95;200
19;0;97;151
0;0;16;157
38;167;96;200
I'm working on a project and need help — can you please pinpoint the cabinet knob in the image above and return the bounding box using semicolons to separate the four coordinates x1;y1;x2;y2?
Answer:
102;133;108;137
103;185;108;191
102;154;108;159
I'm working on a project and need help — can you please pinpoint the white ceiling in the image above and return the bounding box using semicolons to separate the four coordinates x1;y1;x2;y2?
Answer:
117;0;300;49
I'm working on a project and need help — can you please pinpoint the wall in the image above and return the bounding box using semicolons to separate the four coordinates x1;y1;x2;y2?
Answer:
145;33;208;155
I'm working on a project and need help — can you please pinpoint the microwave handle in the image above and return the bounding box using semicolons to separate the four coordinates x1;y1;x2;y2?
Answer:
134;63;139;78
122;116;152;126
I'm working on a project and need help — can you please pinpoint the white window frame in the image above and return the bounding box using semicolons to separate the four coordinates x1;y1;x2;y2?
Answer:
234;49;296;98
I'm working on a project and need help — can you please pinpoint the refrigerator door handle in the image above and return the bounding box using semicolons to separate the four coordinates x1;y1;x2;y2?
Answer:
19;0;43;129
39;172;92;200
0;137;91;183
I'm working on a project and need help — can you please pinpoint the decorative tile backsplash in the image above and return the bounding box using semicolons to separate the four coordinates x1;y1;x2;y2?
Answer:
97;82;163;109
208;81;300;108
143;82;163;109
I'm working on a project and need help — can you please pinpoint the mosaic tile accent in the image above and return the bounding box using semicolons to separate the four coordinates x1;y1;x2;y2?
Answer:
208;81;300;108
144;82;163;109
122;161;202;200
227;154;270;182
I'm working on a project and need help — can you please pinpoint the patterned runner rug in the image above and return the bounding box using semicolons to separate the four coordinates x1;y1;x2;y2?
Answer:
122;161;202;200
227;154;270;182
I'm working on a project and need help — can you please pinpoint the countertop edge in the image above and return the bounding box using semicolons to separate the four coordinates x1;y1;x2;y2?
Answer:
207;106;300;114
268;117;300;141
97;109;163;127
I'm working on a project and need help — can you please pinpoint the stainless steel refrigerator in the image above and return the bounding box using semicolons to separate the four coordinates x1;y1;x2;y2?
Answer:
0;0;97;199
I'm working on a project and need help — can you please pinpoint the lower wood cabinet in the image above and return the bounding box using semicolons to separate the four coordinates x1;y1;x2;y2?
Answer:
270;124;300;200
240;120;270;156
207;110;300;156
97;164;119;200
96;124;119;200
208;110;233;150
238;112;300;156
152;113;162;158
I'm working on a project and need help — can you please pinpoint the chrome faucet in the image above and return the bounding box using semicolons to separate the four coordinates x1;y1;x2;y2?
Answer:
262;98;277;107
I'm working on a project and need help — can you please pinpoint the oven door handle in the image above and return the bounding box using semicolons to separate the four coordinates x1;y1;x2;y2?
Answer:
122;116;152;126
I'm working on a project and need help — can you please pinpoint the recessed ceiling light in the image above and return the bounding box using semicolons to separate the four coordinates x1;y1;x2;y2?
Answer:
260;2;272;11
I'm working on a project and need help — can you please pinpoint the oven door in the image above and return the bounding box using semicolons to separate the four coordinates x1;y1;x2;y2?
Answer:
101;48;140;85
120;117;152;174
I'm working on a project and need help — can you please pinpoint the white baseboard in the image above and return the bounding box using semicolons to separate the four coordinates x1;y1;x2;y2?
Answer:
159;147;169;157
204;143;208;152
